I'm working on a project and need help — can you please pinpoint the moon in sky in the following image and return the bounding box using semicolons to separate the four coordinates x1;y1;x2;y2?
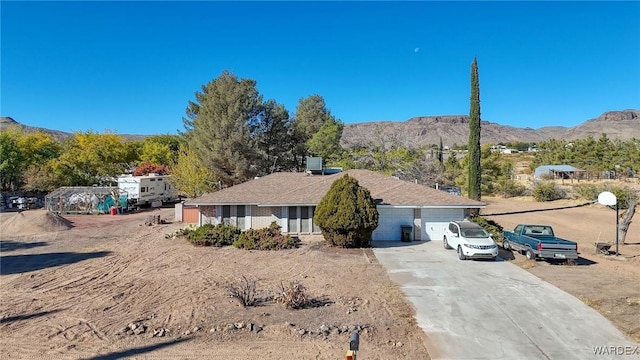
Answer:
414;47;420;53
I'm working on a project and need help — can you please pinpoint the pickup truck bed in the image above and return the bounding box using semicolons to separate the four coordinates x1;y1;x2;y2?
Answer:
503;224;578;261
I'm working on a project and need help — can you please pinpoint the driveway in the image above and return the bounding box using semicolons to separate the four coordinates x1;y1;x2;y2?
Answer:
373;240;640;360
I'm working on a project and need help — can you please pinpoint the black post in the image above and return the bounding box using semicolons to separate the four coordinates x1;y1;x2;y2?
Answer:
616;200;620;256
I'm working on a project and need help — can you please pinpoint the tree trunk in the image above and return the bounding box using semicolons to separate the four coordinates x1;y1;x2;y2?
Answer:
618;199;636;244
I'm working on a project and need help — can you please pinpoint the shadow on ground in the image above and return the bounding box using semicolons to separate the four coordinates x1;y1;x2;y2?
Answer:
0;240;49;252
372;240;429;248
84;337;192;360
0;251;112;275
0;309;63;324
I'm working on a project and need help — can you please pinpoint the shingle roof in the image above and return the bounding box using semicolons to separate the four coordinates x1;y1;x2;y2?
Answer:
186;169;485;208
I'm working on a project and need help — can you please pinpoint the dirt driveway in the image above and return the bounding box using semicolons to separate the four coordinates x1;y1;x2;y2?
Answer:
0;208;430;359
374;240;638;360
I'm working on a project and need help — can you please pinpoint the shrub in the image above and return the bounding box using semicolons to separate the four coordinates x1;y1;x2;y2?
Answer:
606;184;638;210
233;222;300;250
274;281;308;309
472;216;504;242
497;179;528;198
572;184;602;201
532;181;566;202
227;276;258;307
314;174;379;248
186;223;240;246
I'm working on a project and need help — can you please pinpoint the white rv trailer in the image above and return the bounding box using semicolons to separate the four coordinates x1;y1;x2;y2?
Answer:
117;173;178;208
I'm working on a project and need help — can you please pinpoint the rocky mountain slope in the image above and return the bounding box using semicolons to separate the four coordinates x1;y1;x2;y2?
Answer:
0;116;147;142
2;110;638;148
341;110;639;148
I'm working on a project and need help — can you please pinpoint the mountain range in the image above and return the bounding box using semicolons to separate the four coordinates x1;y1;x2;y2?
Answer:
340;109;639;148
1;109;638;148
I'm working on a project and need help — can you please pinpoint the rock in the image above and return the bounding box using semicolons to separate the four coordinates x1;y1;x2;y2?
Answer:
234;322;245;329
319;324;331;335
192;326;200;332
225;324;236;331
133;324;147;335
210;328;217;333
251;324;263;333
152;328;168;337
298;329;306;335
285;322;295;327
395;341;404;347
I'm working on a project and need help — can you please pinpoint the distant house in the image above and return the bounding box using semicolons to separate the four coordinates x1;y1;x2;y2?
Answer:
534;165;586;180
184;169;485;242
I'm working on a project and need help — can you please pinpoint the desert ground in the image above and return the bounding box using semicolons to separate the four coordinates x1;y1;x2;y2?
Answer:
0;208;429;359
1;196;639;359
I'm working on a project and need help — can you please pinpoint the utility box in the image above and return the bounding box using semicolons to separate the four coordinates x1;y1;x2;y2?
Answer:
401;225;413;242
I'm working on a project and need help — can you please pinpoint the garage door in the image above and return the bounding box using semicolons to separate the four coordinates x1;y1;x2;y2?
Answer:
421;208;464;240
373;207;415;241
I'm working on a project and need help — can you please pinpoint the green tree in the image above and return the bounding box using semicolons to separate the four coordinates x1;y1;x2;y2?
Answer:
184;71;263;186
17;131;61;167
254;99;297;173
468;57;482;208
139;134;184;167
314;174;379;248
53;131;130;186
306;118;344;163
0;129;23;190
293;95;342;168
169;145;217;198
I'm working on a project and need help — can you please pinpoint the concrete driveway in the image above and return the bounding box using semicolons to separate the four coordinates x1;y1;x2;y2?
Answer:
373;240;640;360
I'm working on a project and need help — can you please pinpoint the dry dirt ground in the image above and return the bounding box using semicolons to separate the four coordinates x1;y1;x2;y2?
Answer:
0;208;429;359
482;196;640;344
1;197;639;359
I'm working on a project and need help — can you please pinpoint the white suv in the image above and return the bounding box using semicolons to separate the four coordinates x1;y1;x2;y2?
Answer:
443;220;498;260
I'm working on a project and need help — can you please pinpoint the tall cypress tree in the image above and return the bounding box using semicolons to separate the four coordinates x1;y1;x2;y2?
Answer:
468;58;482;207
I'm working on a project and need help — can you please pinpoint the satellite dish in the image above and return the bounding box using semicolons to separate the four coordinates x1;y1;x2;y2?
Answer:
598;191;617;206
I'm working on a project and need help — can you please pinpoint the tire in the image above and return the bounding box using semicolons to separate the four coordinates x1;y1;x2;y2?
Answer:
457;246;467;260
443;236;452;250
502;240;510;250
525;249;536;260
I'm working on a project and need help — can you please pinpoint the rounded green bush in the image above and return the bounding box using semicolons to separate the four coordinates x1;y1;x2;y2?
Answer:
314;174;379;248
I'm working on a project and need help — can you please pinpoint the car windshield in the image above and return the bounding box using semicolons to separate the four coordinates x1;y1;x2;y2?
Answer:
461;227;489;238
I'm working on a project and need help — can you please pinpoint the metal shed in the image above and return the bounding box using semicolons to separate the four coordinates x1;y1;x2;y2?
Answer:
534;165;586;180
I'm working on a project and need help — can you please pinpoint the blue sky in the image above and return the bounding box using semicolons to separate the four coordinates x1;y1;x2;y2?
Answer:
2;1;639;135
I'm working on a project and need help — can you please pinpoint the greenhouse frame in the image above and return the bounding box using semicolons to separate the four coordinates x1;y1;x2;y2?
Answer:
45;186;128;214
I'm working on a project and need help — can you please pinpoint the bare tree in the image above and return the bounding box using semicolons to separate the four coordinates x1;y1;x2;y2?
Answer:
618;193;637;244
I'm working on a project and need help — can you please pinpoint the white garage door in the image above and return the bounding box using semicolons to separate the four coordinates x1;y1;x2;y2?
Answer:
373;207;415;241
421;208;464;241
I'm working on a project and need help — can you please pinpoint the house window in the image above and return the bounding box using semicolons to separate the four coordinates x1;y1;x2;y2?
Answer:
222;205;231;225
312;206;321;232
141;187;146;193
300;206;310;233
288;206;298;233
236;205;245;229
